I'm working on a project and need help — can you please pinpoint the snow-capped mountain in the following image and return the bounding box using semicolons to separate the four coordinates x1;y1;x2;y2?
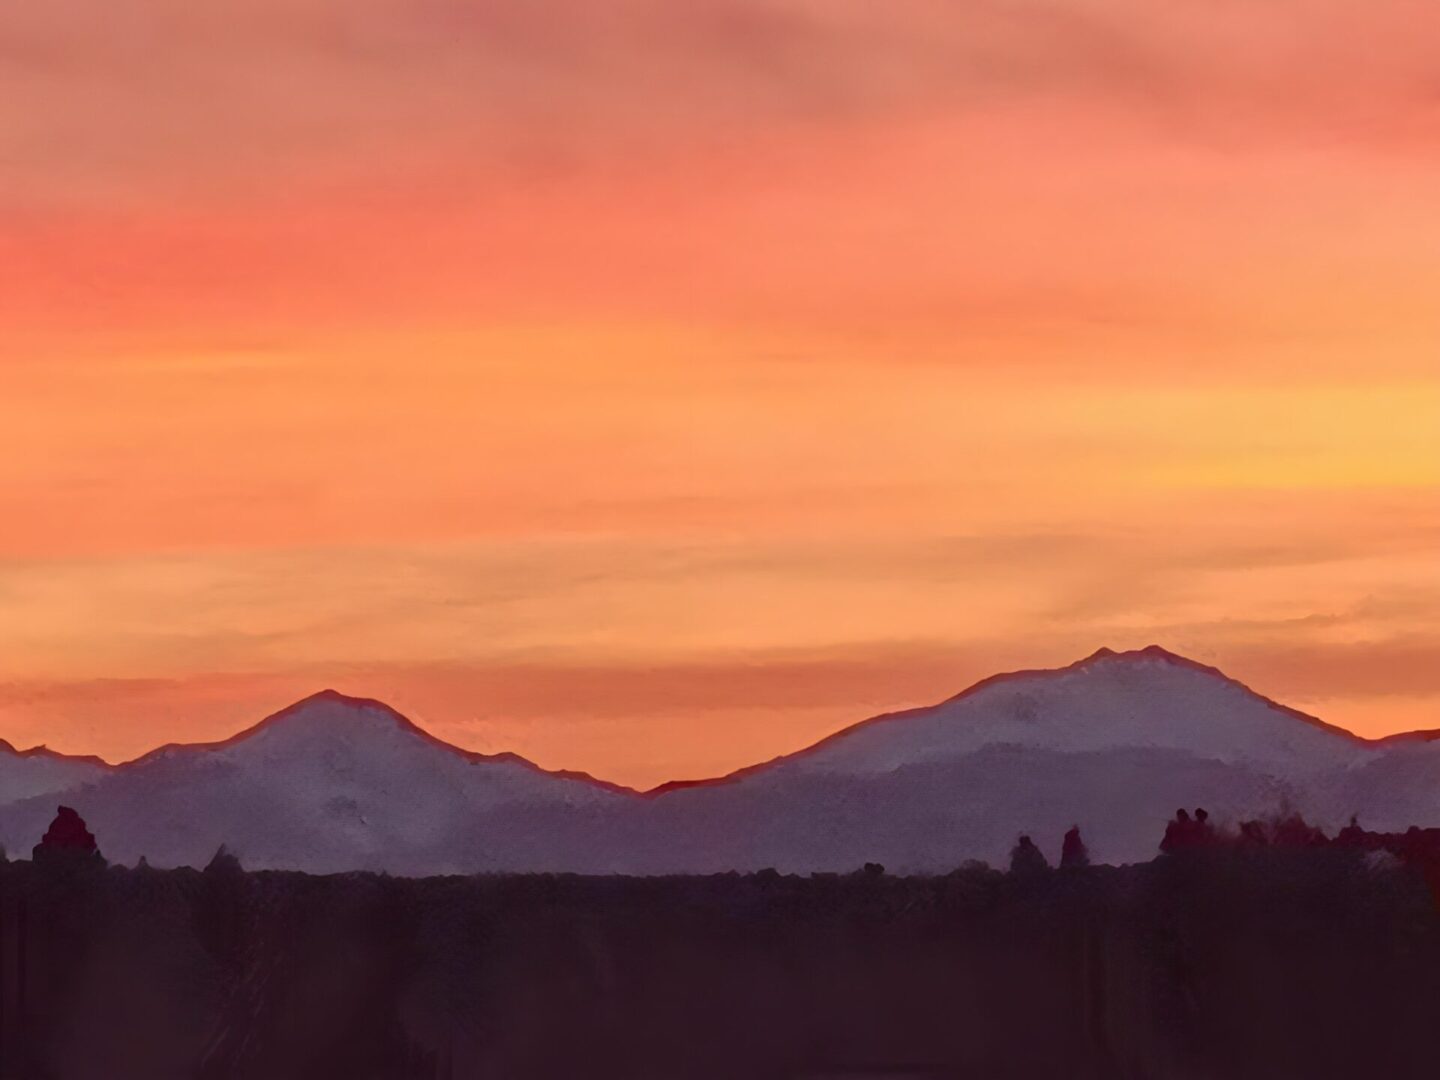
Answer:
0;691;629;874
0;740;109;809
1313;734;1440;834
769;646;1361;777
3;649;1437;874
629;646;1410;871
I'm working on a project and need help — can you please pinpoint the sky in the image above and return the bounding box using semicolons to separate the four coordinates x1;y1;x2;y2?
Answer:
2;0;1438;789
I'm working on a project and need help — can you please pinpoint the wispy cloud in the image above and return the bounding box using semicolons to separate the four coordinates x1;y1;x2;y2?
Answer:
7;0;1440;206
2;1;1438;780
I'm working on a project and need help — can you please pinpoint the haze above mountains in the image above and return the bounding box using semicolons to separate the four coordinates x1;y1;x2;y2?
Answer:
3;646;1437;875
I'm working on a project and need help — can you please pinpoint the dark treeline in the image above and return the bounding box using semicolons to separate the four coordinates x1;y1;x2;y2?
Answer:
3;811;1440;1079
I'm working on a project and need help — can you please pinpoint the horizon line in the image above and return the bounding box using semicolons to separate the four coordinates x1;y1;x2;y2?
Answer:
6;644;1439;795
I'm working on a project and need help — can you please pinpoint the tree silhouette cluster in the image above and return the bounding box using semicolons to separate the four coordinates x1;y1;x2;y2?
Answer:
1008;826;1091;874
4;806;1440;1077
1159;806;1439;860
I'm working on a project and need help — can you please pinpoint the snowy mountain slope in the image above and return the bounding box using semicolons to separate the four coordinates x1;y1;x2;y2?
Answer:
3;650;1438;874
748;646;1361;780
628;645;1438;870
0;691;631;873
1313;736;1440;834
0;740;109;808
628;745;1308;872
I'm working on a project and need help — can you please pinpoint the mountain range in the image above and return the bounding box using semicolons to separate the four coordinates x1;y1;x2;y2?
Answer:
3;645;1438;874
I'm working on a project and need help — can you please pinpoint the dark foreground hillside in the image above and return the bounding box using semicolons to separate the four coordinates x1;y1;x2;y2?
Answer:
2;844;1438;1079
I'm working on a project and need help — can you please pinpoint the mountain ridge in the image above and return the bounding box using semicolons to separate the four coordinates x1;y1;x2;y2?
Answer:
121;688;639;797
0;646;1422;795
0;738;109;768
647;644;1367;794
5;644;1440;873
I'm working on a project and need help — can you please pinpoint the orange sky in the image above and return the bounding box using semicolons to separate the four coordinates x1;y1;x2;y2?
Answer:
2;0;1438;788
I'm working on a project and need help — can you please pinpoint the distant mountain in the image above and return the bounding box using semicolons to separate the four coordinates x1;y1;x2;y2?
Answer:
630;646;1354;870
3;648;1438;874
0;739;109;809
0;691;628;874
660;645;1361;789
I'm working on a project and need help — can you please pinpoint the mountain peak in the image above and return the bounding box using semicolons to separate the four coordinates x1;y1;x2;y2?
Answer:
121;687;640;798
661;644;1363;792
123;688;428;769
238;689;420;739
0;737;110;768
287;688;402;715
7;646;1440;876
1081;644;1207;669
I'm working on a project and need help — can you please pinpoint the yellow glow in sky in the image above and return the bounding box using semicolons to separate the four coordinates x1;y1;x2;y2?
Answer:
2;0;1438;787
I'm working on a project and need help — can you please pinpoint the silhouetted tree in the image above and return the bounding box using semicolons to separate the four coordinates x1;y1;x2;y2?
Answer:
195;844;249;977
1009;834;1049;875
32;805;104;868
1060;826;1090;869
1337;815;1365;847
1161;809;1194;854
1193;807;1216;846
9;814;1440;1077
205;844;244;877
1238;820;1268;847
1271;814;1327;847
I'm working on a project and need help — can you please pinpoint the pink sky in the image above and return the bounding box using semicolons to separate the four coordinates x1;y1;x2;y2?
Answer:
2;0;1438;787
